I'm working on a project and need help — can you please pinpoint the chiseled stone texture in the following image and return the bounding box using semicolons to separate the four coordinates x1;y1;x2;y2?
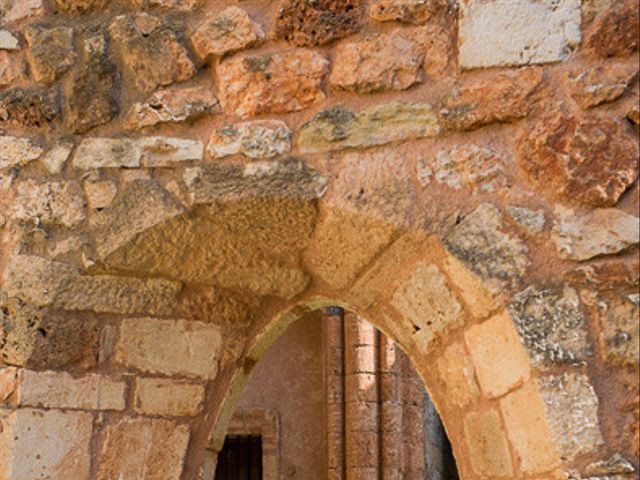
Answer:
299;102;439;153
597;294;640;367
445;203;529;293
114;318;222;379
275;0;361;47
509;285;590;367
568;63;638;109
217;49;328;118
97;417;189;480
16;370;125;410
417;144;507;193
458;0;581;69
463;408;513;477
369;0;443;24
391;262;463;352
552;207;639;261
465;312;530;398
134;377;205;416
0;408;92;480
191;6;264;61
0;136;43;170
329;30;425;93
537;373;605;461
208;120;291;160
518;111;639;207
24;24;77;84
109;13;196;92
125;85;219;130
440;67;543;131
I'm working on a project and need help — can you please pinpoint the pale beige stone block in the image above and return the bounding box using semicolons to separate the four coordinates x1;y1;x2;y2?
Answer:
463;408;513;477
134;377;205;416
436;341;479;407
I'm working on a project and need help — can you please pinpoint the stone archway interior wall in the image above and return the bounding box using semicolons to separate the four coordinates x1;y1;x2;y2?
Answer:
0;0;639;480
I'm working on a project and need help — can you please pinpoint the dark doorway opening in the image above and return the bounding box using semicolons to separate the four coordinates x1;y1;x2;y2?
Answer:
215;435;263;480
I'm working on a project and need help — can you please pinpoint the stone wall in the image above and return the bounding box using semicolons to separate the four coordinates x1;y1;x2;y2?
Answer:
0;0;638;479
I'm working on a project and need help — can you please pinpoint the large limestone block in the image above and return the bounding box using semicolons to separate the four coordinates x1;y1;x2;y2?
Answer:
458;0;581;69
97;417;189;480
391;262;463;352
463;408;513;477
134;377;205;416
0;408;92;480
16;370;125;410
114;318;222;379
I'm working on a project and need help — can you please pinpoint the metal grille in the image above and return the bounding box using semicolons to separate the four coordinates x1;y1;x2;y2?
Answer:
215;435;263;480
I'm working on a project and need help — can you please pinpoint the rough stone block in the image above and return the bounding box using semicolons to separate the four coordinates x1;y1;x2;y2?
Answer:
0;408;92;480
73;138;141;169
11;179;86;227
134;377;205;416
24;25;77;84
500;382;560;474
458;0;581;69
139;136;204;167
15;370;125;410
207;120;291;160
0;87;59;128
465;311;530;398
442;253;497;319
537;373;604;461
0;136;43;170
391;262;463;352
97;416;189;480
598;294;640;366
463;408;513;477
114;318;222;379
568;63;638;109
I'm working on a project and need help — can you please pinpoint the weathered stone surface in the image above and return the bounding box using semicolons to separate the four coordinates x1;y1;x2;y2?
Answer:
125;84;218;130
0;299;99;369
506;206;546;234
109;14;196;92
500;383;560;474
0;30;19;50
90;180;185;258
538;373;604;460
0;87;59;128
24;25;76;84
463;408;513;477
16;370;125;410
275;0;361;46
0;408;92;480
73;138;141;169
465;312;530;398
0;51;21;88
191;6;264;61
417;144;507;193
41;142;73;174
2;255;181;315
131;0;203;10
436;341;479;407
458;0;581;69
0;0;44;25
585;0;639;58
584;453;635;476
139;136;204;167
134;377;205;416
552;207;639;261
12;179;85;227
51;0;106;14
597;294;639;367
445;203;529;293
518;111;639;206
0;136;43;170
65;32;119;133
299;102;439;153
185;158;326;204
0;367;19;402
114;318;222;379
443;253;497;319
369;0;443;24
329;30;425;93
207;120;291;160
97;417;189;480
84;179;117;209
218;49;328;118
440;67;543;130
568;63;638;109
564;259;640;288
391;262;463;351
509;285;590;367
305;210;396;290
